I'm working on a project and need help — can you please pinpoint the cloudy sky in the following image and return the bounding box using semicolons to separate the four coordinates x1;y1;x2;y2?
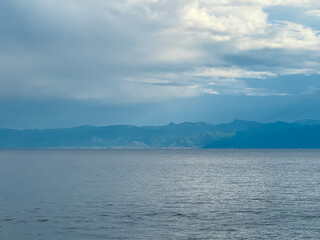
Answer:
1;0;320;128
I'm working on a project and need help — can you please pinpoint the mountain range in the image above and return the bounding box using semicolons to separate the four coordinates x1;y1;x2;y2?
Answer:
1;120;320;149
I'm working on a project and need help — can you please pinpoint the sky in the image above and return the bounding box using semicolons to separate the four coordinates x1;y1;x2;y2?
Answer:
1;0;320;129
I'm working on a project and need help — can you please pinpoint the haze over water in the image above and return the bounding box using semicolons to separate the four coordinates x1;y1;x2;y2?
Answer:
1;149;320;239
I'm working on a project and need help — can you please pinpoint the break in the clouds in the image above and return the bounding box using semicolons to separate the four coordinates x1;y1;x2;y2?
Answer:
1;0;320;103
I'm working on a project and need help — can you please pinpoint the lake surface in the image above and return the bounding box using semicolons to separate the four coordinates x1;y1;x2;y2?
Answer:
1;149;320;239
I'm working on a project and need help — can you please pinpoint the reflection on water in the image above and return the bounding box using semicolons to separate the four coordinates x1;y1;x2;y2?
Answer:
1;149;320;239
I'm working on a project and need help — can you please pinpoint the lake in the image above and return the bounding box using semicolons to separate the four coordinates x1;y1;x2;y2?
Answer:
1;149;320;239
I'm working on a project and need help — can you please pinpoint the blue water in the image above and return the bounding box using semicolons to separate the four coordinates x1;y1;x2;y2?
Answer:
1;149;320;239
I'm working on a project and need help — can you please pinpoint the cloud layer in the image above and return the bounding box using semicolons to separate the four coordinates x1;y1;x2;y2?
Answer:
1;0;320;102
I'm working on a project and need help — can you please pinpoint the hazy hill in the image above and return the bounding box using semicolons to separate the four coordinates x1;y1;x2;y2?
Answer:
0;120;320;149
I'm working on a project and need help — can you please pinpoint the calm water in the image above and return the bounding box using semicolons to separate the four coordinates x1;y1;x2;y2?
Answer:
1;149;320;239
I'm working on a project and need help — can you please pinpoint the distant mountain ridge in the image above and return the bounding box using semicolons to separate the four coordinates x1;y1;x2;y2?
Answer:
1;120;320;149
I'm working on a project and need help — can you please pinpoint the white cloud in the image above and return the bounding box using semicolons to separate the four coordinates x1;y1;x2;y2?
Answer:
180;3;268;36
304;9;320;18
201;88;219;95
239;21;320;50
174;2;320;51
192;67;276;79
123;65;288;99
